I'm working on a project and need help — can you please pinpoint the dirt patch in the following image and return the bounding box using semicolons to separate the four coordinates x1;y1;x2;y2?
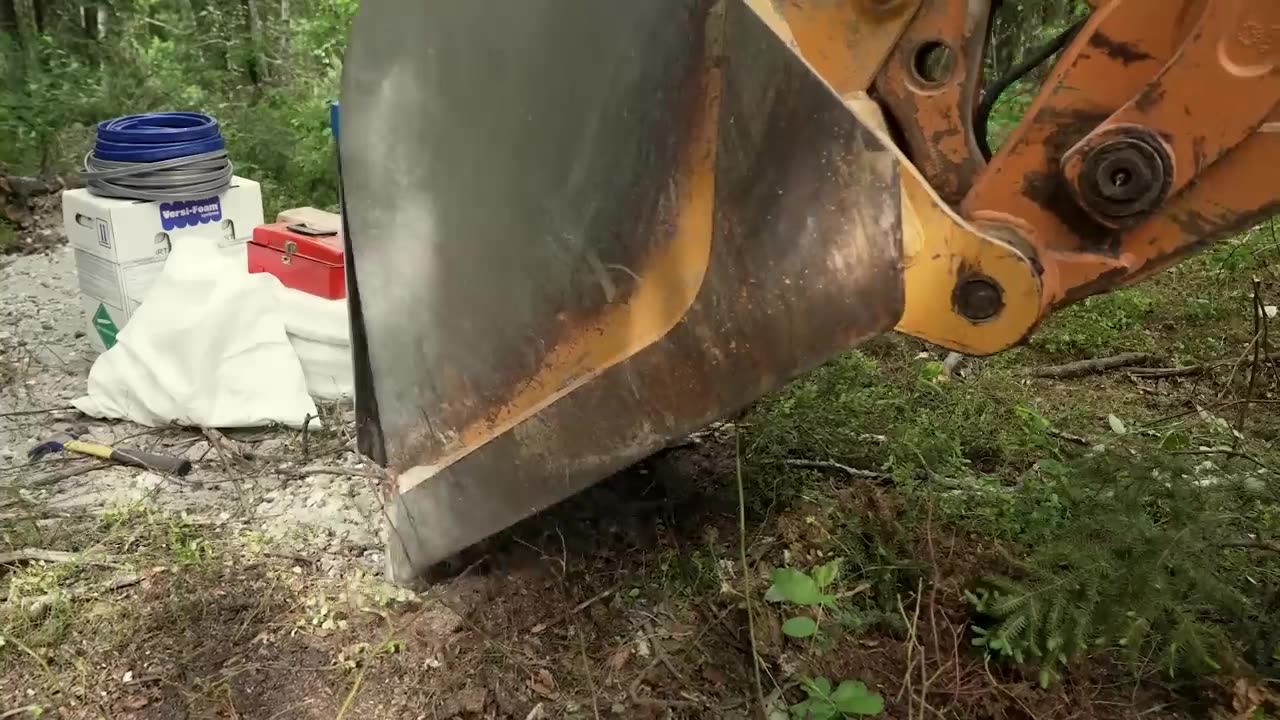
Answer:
0;247;386;573
1;434;1245;719
1;170;68;258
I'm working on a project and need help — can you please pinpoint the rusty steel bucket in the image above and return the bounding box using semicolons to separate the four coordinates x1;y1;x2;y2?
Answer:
339;0;907;583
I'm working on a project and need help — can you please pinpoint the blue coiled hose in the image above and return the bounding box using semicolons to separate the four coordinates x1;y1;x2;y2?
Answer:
83;112;234;201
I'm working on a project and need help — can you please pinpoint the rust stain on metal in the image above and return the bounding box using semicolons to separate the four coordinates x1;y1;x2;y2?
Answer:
1087;32;1154;65
393;23;724;487
871;0;989;205
964;0;1206;306
778;0;921;97
1016;108;1115;252
1057;265;1127;306
1133;82;1165;112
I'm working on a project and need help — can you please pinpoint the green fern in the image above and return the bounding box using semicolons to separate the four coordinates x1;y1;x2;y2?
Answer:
966;448;1274;685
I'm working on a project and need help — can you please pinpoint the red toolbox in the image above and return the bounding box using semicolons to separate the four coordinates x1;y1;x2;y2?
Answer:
248;222;346;299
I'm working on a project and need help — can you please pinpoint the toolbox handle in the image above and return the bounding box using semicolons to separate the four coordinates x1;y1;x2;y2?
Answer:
287;223;338;238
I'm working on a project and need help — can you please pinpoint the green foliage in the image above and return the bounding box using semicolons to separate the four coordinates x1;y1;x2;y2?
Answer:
167;519;215;566
983;0;1090;151
984;78;1037;152
768;564;840;607
966;448;1278;685
745;224;1280;693
747;345;1058;487
0;0;354;214
1032;289;1157;357
1206;222;1280;277
791;676;884;719
767;562;840;642
0;221;16;253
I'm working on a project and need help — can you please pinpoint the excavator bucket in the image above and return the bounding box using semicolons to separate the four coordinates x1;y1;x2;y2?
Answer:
340;0;909;583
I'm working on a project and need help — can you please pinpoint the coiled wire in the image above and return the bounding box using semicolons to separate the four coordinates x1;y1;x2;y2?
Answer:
83;112;234;201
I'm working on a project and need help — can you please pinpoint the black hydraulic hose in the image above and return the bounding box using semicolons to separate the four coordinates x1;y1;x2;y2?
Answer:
975;17;1087;161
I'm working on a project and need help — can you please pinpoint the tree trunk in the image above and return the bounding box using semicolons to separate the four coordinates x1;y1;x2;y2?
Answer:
0;0;20;86
78;2;98;66
241;0;266;85
277;0;289;73
81;4;96;39
0;0;17;38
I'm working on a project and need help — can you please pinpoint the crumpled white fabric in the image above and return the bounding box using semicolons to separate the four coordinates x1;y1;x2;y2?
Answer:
274;284;353;400
74;238;319;428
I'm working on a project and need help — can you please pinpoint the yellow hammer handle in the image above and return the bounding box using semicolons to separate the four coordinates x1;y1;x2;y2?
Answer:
64;439;115;460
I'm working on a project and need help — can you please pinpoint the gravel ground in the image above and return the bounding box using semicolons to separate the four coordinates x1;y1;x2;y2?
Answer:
1;246;386;571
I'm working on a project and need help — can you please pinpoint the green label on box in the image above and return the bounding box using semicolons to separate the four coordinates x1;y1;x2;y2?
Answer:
92;303;119;349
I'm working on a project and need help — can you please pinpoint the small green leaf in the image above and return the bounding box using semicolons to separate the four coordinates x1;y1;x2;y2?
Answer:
814;560;841;589
770;568;825;606
1037;458;1069;479
1159;429;1190;450
783;616;818;639
1107;414;1127;435
806;676;833;696
1038;667;1053;689
831;680;884;716
790;699;837;720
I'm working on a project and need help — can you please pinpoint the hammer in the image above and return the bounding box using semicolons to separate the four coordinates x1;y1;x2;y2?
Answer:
29;431;192;477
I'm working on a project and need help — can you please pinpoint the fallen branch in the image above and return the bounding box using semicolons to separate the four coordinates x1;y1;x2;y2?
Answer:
0;509;87;523
0;406;74;419
1125;365;1206;378
1026;352;1157;379
0;547;120;566
24;460;113;488
1237;279;1269;438
1047;427;1092;446
1220;538;1280;553
203;427;247;470
265;550;317;566
782;459;888;480
21;572;149;618
0;706;48;719
297;465;386;480
1035;351;1280;381
1169;448;1278;474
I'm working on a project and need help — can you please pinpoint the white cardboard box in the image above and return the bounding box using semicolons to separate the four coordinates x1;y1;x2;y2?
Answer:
62;177;264;351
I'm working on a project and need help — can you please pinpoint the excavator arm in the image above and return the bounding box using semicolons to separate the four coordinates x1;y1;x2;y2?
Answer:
336;0;1280;583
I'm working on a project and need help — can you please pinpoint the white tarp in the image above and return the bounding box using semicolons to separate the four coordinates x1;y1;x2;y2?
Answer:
73;238;321;428
277;285;354;401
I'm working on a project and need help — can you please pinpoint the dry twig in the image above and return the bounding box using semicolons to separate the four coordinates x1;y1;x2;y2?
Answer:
1236;278;1269;438
1220;538;1280;553
781;459;888;480
296;465;386;480
0;406;74;418
1025;352;1157;379
1168;448;1278;474
20;572;149;618
202;427;246;473
0;547;120;566
24;460;113;488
